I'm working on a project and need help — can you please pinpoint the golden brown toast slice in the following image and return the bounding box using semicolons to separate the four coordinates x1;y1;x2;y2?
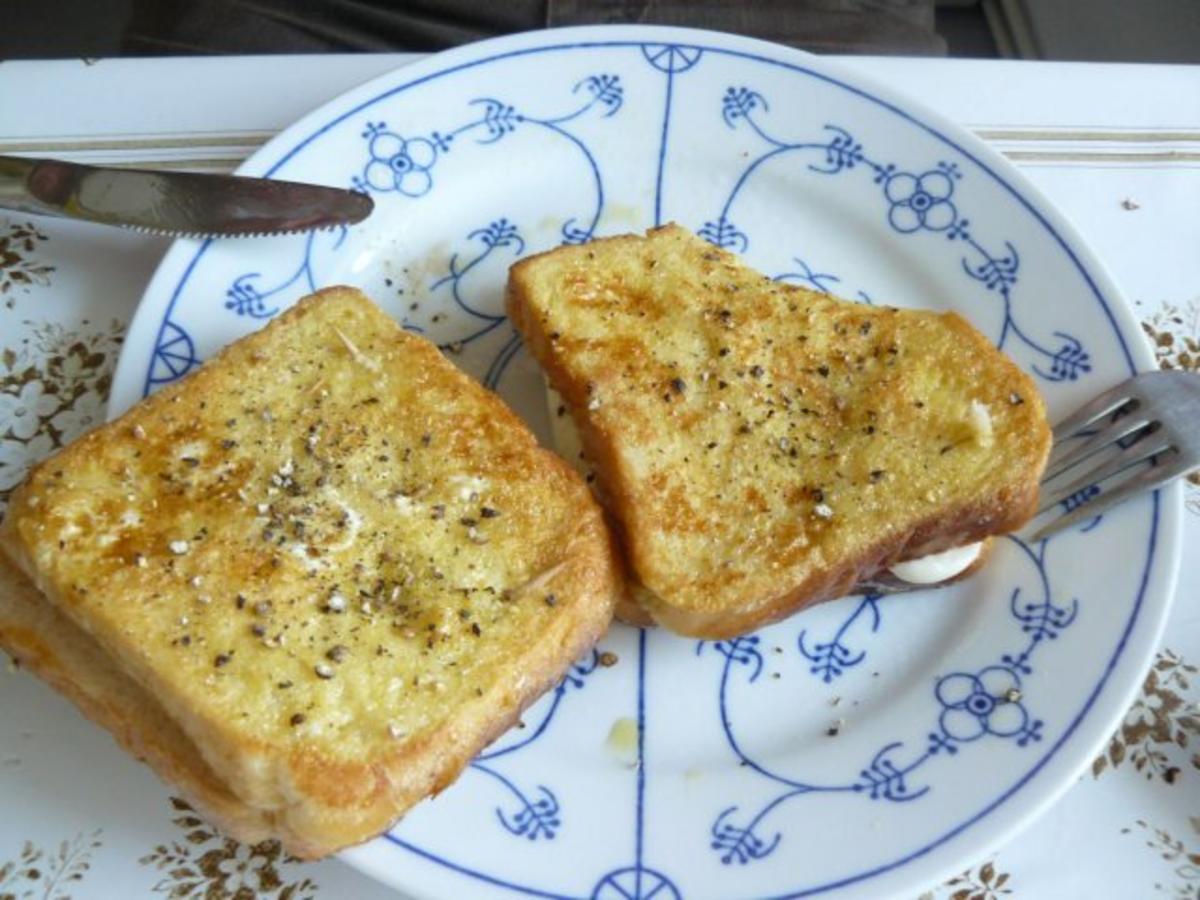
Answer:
543;383;995;626
0;287;621;858
507;224;1051;638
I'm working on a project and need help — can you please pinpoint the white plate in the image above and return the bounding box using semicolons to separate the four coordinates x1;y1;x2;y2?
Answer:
110;26;1182;900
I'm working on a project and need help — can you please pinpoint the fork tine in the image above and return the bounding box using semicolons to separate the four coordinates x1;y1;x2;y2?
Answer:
1049;385;1136;445
1044;413;1154;480
1038;430;1173;514
1029;449;1188;542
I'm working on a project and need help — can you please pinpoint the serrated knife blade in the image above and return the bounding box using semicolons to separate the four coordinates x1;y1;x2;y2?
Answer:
0;155;373;239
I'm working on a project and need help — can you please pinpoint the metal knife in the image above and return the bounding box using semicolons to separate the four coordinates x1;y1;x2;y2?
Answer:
0;155;373;239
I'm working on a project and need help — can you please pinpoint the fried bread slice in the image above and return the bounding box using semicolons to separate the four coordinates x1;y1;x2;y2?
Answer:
507;224;1050;638
543;383;995;626
0;287;621;857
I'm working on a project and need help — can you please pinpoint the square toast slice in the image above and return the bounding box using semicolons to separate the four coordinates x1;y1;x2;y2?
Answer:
0;287;621;857
507;225;1051;638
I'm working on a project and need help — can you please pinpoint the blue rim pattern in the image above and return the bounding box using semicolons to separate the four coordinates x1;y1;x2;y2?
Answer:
134;35;1160;900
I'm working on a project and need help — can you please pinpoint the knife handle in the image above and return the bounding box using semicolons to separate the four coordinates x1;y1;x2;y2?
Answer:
0;155;67;219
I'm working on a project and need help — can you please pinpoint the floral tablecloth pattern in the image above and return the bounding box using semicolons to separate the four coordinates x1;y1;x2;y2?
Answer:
0;54;1197;900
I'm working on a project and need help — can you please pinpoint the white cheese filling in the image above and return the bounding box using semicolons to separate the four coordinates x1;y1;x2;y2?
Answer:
887;541;982;584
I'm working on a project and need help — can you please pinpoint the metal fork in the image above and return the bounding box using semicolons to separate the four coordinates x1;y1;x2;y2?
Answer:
856;370;1198;595
1031;370;1200;541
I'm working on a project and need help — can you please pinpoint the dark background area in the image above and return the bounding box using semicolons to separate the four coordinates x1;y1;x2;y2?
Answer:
1;0;1198;62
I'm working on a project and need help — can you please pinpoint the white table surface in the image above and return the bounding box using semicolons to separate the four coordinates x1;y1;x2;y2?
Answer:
0;51;1197;900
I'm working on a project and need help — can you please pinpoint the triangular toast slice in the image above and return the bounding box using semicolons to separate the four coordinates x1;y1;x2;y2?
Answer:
0;287;620;857
507;225;1050;638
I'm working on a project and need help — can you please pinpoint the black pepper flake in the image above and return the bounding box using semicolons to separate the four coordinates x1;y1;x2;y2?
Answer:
718;347;730;357
326;643;350;667
670;377;686;394
214;653;232;668
421;433;432;447
863;425;876;435
220;439;237;450
599;651;618;667
290;713;306;727
811;488;825;502
718;380;729;390
251;624;266;637
544;593;558;607
180;635;192;646
749;365;764;379
549;331;561;340
826;724;841;737
430;505;446;520
870;469;886;482
816;365;830;377
235;594;246;610
460;517;478;527
480;507;500;518
181;456;200;467
470;622;482;637
706;441;718;449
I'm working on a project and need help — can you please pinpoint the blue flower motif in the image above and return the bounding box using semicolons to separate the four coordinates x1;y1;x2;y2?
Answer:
935;666;1027;741
362;128;437;197
884;169;958;233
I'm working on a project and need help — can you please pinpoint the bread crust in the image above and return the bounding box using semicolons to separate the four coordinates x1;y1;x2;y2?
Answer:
508;226;1050;639
0;554;276;844
0;287;621;857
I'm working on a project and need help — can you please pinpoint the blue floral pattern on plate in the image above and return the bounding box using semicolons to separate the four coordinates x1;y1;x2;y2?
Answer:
111;27;1173;900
